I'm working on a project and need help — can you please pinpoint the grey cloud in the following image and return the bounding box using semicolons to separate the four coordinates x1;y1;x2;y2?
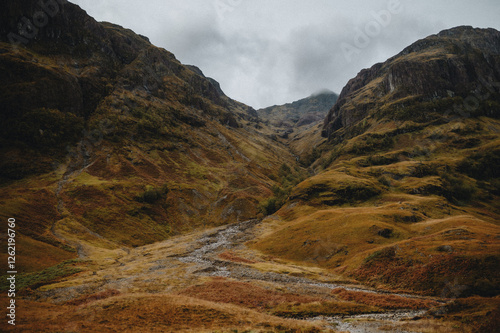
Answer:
71;0;500;109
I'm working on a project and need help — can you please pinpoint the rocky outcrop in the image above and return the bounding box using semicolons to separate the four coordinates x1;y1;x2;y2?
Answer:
0;0;237;140
322;26;500;139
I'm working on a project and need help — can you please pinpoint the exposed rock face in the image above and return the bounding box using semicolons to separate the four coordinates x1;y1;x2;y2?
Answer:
0;0;259;176
0;1;229;124
322;26;500;139
258;90;338;129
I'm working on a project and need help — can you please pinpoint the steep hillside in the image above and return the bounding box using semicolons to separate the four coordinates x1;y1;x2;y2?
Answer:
0;0;297;271
322;26;500;139
257;90;338;162
253;26;500;298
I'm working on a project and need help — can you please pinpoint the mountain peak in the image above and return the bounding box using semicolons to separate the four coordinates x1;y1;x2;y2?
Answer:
396;26;500;59
258;91;338;129
322;26;500;138
311;88;336;97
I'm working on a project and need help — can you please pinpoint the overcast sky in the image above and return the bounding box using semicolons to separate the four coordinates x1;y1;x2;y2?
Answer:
71;0;500;109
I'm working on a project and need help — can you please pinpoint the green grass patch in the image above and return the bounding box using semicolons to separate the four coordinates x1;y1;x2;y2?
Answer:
0;259;84;291
260;164;306;215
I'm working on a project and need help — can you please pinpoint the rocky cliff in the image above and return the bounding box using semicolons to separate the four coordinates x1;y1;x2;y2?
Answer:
322;26;500;139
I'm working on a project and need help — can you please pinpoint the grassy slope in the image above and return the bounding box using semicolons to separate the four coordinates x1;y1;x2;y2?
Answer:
0;293;327;333
252;29;500;299
253;116;500;297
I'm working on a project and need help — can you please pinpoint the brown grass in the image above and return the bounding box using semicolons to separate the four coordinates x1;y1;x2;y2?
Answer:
218;250;257;264
378;319;466;333
434;296;500;332
178;278;322;310
1;293;327;332
271;299;380;318
65;289;121;306
252;204;413;270
332;288;439;310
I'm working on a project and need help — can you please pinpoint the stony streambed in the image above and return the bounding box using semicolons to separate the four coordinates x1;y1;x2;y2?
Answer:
175;219;436;332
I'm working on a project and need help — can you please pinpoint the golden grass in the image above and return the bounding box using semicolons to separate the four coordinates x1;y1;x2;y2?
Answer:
378;319;465;333
270;300;380;318
54;217;121;251
218;250;257;264
250;261;332;280
290;170;381;206
252;194;500;296
252;204;414;269
0;232;75;273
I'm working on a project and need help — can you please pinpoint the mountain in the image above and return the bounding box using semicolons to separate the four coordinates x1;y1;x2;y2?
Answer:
256;90;338;162
322;26;500;139
1;3;500;330
258;90;338;130
0;0;297;267
252;26;500;298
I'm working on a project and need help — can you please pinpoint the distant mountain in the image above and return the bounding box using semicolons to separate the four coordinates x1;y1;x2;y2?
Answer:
257;90;338;129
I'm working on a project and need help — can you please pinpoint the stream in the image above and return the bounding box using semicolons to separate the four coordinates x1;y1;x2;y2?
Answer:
175;219;435;333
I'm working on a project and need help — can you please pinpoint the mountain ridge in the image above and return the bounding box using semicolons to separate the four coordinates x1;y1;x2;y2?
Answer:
258;90;338;130
322;25;500;139
0;0;298;262
253;26;500;301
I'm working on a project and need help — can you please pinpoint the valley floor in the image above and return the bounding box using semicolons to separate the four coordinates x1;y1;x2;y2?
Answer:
3;217;487;333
